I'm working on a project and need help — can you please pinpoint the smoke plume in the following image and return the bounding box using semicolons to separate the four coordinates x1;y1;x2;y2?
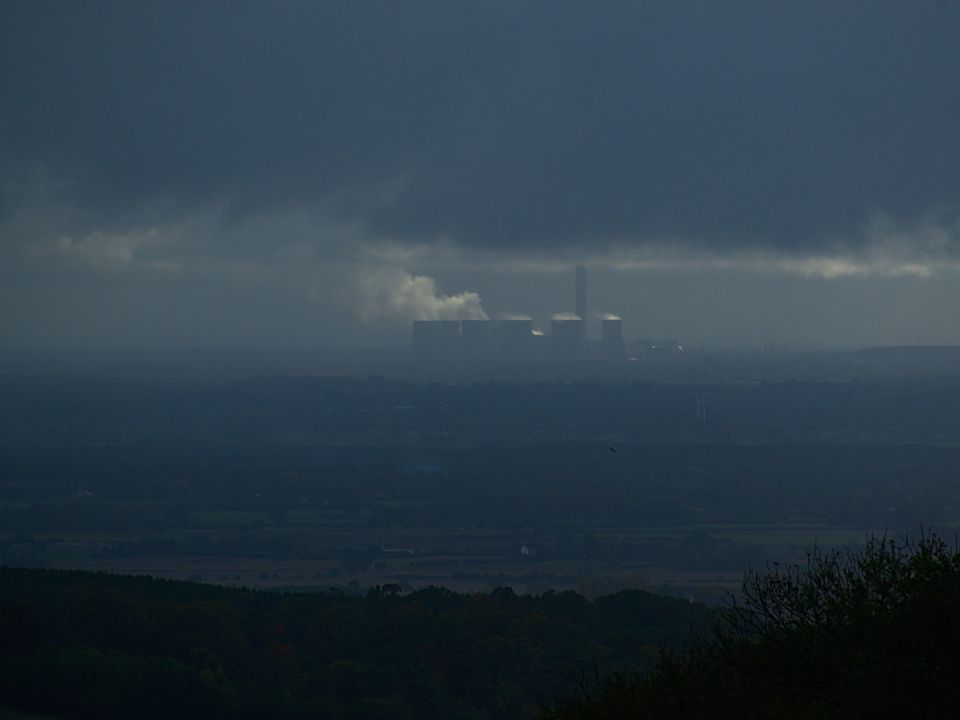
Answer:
359;269;488;322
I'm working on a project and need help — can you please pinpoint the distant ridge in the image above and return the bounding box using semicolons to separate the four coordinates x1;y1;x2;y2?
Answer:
847;345;960;377
857;345;960;355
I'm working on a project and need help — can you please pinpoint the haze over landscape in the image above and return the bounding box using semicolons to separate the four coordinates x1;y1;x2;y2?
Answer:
3;3;960;719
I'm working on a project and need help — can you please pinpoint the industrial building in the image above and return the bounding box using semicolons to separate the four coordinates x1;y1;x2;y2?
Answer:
437;321;461;355
409;266;640;364
551;318;586;359
496;319;534;361
411;318;535;362
460;319;495;360
411;320;443;358
601;318;625;359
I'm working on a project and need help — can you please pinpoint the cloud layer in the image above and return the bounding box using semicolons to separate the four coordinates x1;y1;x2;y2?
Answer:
2;1;959;258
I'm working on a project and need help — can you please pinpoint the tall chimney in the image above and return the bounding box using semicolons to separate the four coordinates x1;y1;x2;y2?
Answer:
576;264;586;320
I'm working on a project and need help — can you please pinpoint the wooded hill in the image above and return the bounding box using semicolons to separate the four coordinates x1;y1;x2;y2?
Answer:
0;569;705;720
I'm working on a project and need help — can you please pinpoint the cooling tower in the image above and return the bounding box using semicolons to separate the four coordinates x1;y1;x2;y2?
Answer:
461;319;494;360
601;318;625;359
411;320;443;357
496;319;533;361
551;318;586;359
437;320;462;356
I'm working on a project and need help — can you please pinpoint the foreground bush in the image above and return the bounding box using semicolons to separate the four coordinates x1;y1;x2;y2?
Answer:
542;533;960;719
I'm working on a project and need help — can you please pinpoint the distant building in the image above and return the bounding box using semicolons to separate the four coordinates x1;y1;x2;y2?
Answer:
411;320;462;359
406;263;645;367
461;319;495;361
497;319;534;361
411;320;444;358
601;318;625;359
438;320;461;356
551;318;585;359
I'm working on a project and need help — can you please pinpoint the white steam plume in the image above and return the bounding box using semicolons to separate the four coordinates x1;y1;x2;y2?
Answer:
359;268;488;321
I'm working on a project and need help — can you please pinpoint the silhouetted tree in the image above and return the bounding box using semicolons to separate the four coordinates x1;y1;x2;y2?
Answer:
542;532;960;719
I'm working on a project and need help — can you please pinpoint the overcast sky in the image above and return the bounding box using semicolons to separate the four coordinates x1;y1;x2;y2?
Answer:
2;0;959;350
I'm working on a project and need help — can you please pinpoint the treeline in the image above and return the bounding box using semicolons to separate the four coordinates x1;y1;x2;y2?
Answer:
0;569;705;720
541;534;960;719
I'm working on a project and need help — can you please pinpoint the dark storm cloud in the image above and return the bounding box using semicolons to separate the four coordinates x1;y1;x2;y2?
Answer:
2;0;959;254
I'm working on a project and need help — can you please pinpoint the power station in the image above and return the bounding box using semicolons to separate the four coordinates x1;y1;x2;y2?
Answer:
601;317;625;359
410;266;627;363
